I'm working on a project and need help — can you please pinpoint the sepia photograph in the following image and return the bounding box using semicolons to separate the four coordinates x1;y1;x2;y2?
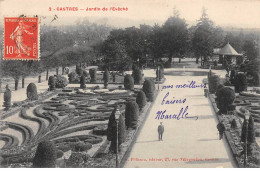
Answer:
0;0;260;168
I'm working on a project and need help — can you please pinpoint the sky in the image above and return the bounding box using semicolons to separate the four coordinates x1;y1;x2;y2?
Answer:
0;0;260;28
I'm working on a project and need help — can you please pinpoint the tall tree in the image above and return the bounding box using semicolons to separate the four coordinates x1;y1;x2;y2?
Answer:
161;11;189;63
192;8;215;66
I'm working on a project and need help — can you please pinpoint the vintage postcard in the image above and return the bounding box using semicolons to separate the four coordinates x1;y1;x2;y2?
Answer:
0;0;260;169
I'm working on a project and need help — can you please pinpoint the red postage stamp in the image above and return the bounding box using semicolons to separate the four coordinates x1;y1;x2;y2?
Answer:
3;17;39;60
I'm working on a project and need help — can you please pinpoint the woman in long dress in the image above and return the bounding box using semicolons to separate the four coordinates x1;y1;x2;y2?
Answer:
10;19;34;57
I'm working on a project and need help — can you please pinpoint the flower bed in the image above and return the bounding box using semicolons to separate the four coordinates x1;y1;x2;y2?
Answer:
208;93;260;167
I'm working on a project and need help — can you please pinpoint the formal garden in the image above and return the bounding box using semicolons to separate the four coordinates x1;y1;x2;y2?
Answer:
206;62;260;167
0;64;164;168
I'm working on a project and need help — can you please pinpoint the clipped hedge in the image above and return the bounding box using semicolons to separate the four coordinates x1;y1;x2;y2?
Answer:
215;86;235;114
107;108;126;153
234;73;247;93
142;79;155;102
76;66;83;76
156;66;164;81
136;90;147;110
124;74;134;90
55;75;68;88
3;88;11;111
125;101;139;129
68;72;79;83
208;75;220;94
48;76;56;90
33;140;57;168
74;141;92;152
89;68;97;83
132;68;143;84
80;75;86;89
103;69;110;88
27;83;38;101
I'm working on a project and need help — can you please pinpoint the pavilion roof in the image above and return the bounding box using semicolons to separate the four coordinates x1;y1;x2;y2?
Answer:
218;43;243;56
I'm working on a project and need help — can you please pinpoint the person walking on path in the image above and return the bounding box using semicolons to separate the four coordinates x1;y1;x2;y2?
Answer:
158;122;164;141
217;121;225;140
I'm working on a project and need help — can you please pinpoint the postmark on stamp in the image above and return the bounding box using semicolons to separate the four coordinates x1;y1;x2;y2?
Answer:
3;17;39;60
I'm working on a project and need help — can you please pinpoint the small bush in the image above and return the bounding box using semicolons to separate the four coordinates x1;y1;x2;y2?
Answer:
3;87;11;111
103;69;110;88
66;152;84;168
230;70;236;84
208;75;220;94
142;79;155;102
215;87;235;114
74;141;92;152
48;76;56;90
89;68;97;83
156;66;164;81
80;75;86;89
68;72;79;83
33;140;57;168
76;66;83;76
55;75;68;88
241;116;256;144
132;68;143;84
136;90;147;109
107;108;126;153
27;83;38;101
230;119;238;129
234;73;247;93
124;74;134;90
125;101;139;129
215;84;224;96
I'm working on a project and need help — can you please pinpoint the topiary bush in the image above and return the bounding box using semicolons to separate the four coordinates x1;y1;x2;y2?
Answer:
3;85;11;111
76;66;83;76
55;75;68;88
103;69;110;89
208;75;220;94
215;86;235;114
27;83;38;101
234;73;247;93
124;74;134;90
66;152;84;168
132;68;143;84
142;79;155;102
156;66;164;81
89;68;97;83
125;101;139;129
241;115;256;145
33;140;57;168
230;69;236;85
107;108;126;153
48;76;56;90
74;141;92;152
80;75;86;89
68;72;79;83
136;90;147;110
215;84;224;96
231;119;238;129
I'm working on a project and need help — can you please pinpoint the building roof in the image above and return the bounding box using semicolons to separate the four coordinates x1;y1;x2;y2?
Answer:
218;43;243;56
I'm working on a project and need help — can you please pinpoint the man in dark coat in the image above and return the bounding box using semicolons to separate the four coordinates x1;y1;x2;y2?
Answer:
217;121;225;140
158;122;164;141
